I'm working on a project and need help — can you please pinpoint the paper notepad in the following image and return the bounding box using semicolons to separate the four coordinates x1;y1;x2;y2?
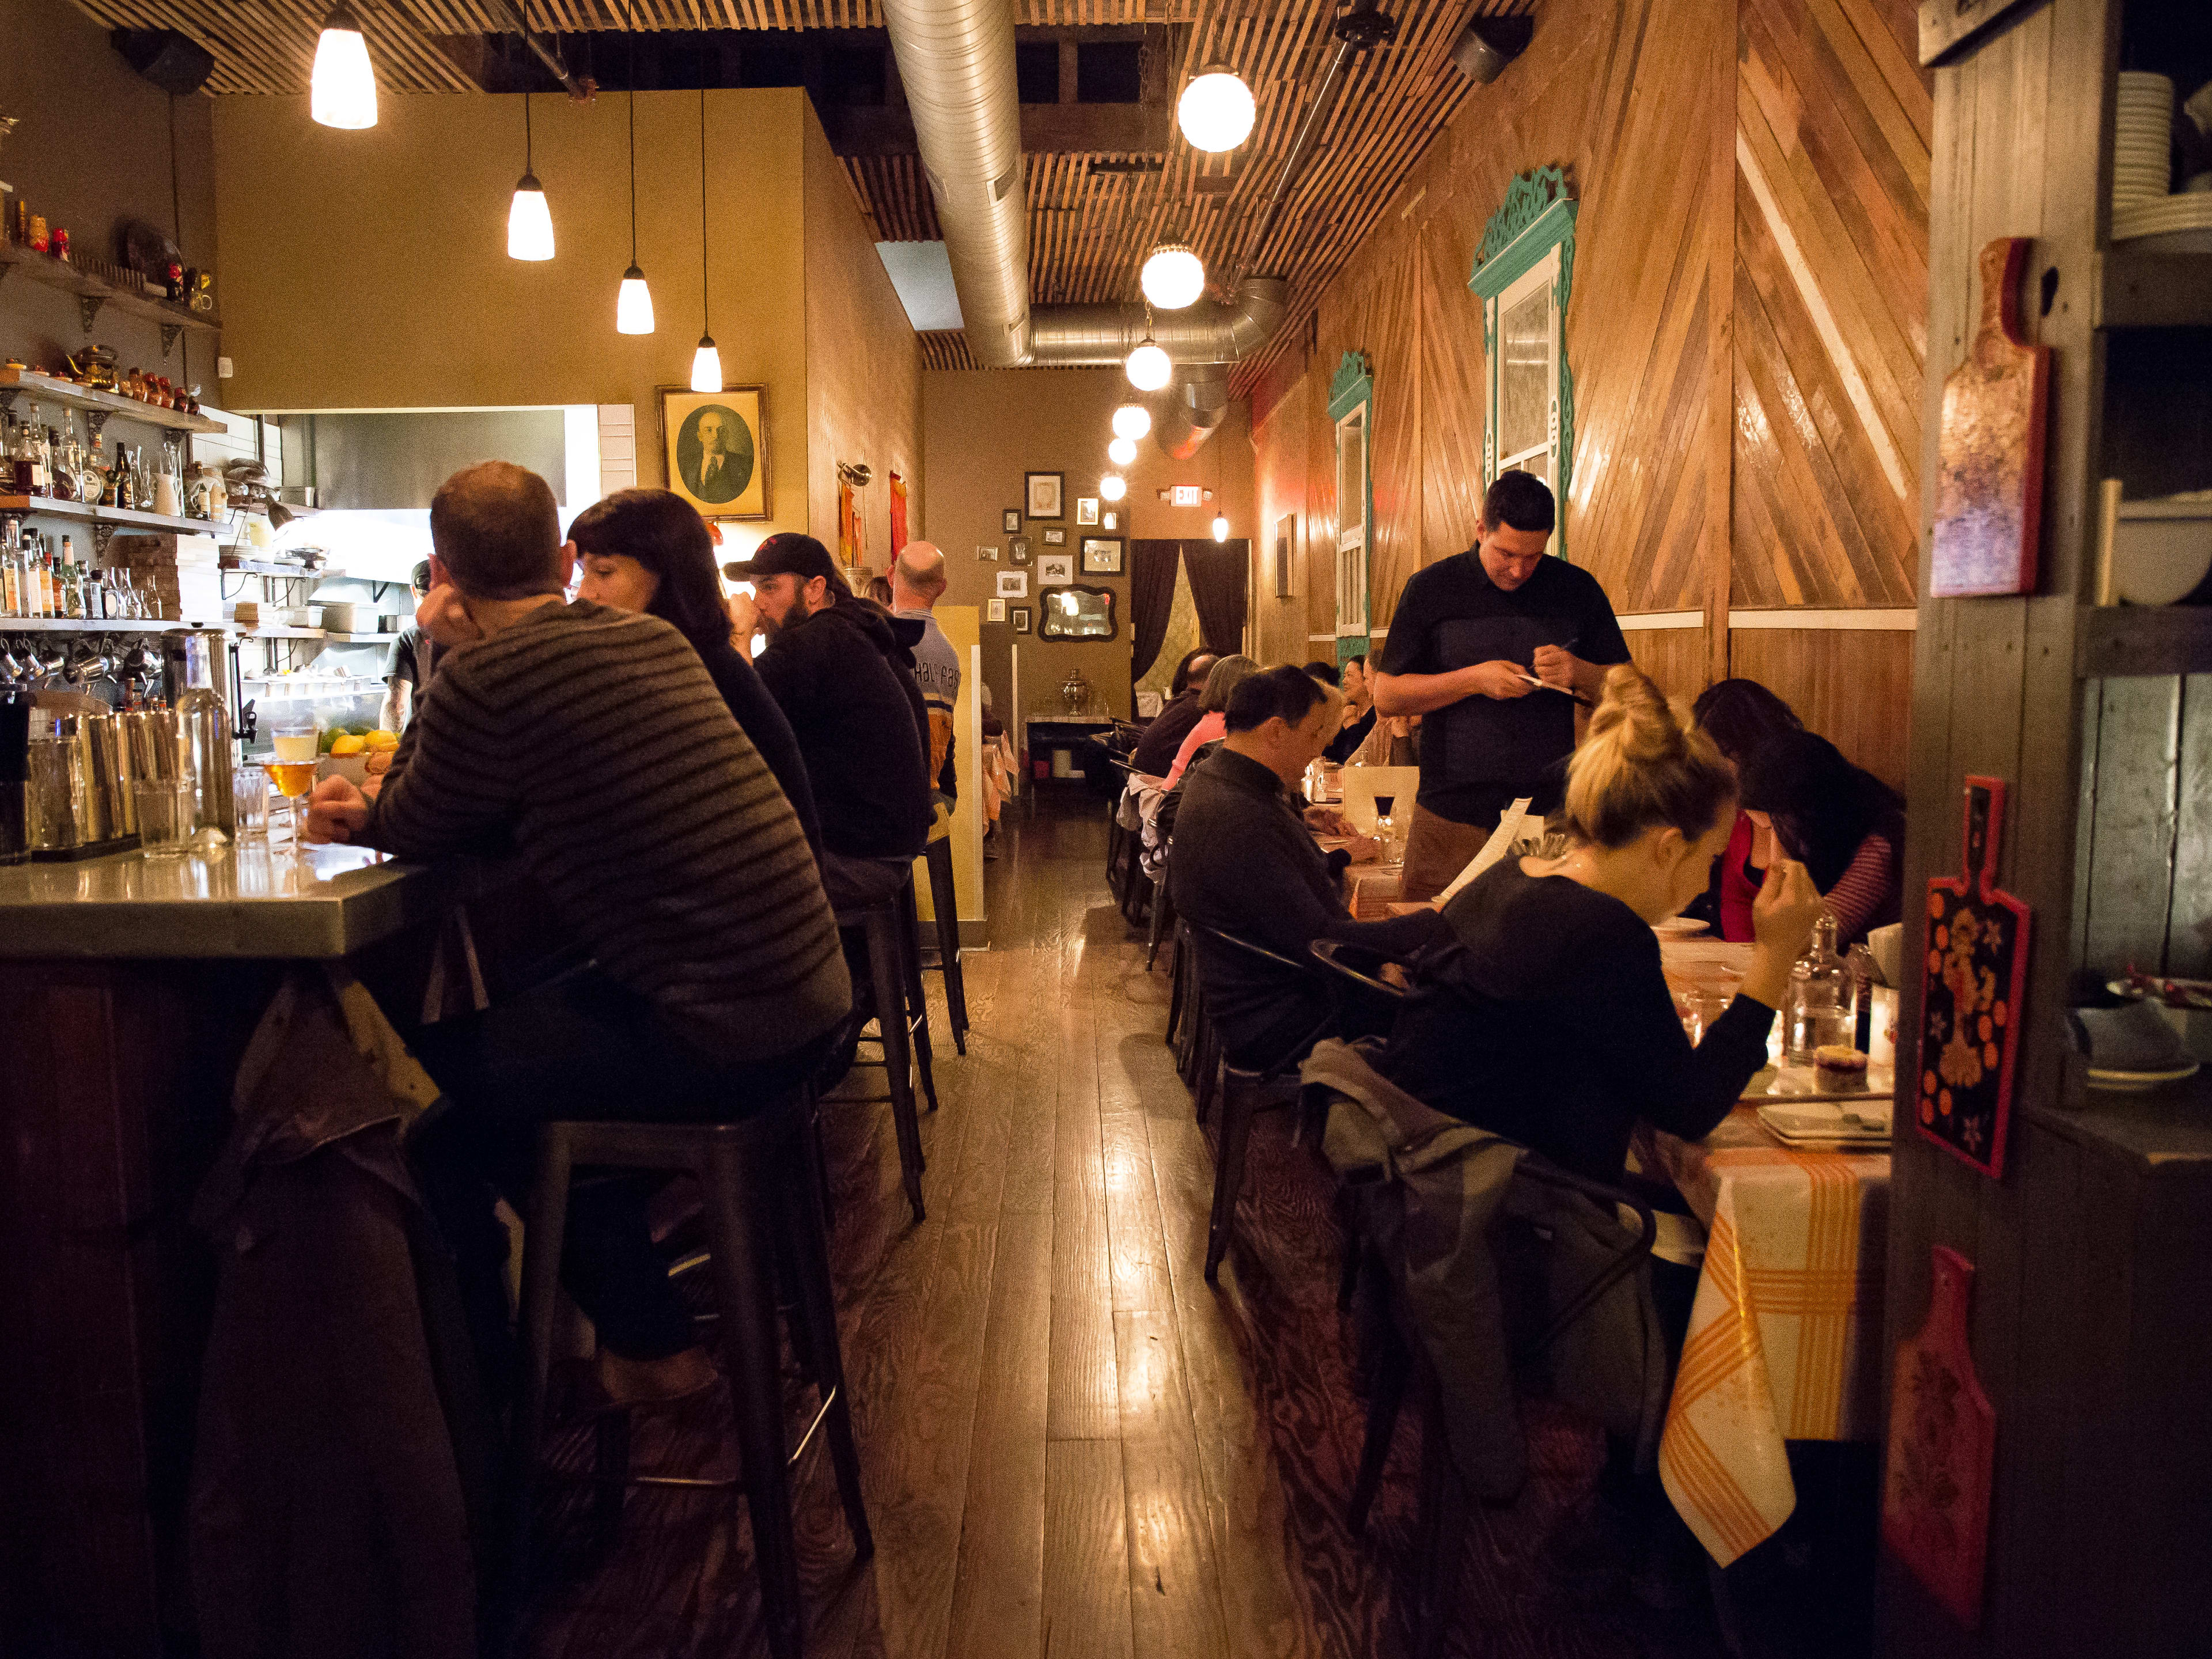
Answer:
1433;797;1533;906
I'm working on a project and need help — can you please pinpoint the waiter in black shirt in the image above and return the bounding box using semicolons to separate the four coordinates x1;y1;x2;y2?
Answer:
1372;471;1629;902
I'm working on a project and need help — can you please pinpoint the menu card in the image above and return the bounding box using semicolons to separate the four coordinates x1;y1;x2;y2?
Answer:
1433;797;1533;906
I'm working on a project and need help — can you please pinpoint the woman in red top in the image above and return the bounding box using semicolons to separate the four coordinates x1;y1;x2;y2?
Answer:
1688;680;1803;941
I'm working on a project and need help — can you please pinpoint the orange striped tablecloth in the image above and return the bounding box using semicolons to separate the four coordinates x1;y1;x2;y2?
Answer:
1643;1107;1891;1566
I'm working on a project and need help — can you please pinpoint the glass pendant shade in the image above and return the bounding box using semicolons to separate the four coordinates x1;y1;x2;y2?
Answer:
1125;342;1173;392
1177;69;1255;153
1111;403;1153;441
1100;474;1128;502
1211;514;1230;542
508;173;554;260
616;267;655;334
691;336;723;393
310;4;378;129
1140;244;1206;310
1107;435;1138;467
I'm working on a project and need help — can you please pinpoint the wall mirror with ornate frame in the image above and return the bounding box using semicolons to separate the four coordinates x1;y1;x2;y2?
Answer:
1037;583;1118;640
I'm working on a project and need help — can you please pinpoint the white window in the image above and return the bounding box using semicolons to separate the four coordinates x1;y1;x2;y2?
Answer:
1335;403;1369;638
1490;245;1561;494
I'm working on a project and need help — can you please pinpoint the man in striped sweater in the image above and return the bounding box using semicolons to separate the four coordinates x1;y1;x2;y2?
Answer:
306;460;849;1407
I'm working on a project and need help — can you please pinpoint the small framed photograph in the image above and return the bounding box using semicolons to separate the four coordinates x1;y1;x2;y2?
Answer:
1038;552;1075;586
975;543;1000;562
1012;606;1032;634
1009;537;1032;564
1076;497;1100;526
1025;471;1063;520
988;597;1007;622
1043;527;1066;546
1002;507;1021;534
995;569;1029;599
1080;535;1124;575
658;385;770;520
1103;510;1119;531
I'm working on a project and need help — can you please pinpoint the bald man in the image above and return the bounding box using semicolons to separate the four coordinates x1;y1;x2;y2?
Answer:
891;541;961;808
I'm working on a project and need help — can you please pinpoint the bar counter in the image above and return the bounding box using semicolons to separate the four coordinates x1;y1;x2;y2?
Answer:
0;838;469;1657
0;840;447;959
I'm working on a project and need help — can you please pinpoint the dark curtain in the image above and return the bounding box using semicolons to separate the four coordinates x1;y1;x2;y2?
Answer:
1183;539;1250;657
1128;539;1181;684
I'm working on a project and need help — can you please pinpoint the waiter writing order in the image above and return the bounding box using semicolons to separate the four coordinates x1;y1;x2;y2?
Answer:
1372;469;1630;902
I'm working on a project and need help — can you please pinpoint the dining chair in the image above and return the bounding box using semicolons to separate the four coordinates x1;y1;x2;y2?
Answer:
1184;923;1338;1284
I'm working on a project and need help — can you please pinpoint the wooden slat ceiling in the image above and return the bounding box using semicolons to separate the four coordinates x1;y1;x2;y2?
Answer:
70;0;1529;394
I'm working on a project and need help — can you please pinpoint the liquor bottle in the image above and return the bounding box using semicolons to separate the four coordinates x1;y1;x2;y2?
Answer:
36;541;56;619
59;539;82;619
1784;911;1851;1062
1;539;18;616
26;407;48;497
6;418;30;494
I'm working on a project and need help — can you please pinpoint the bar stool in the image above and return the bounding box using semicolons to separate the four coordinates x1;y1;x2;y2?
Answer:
836;876;933;1223
510;1092;873;1659
921;834;969;1055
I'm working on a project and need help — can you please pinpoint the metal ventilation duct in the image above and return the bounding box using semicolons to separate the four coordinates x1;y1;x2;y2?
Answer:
878;0;1290;446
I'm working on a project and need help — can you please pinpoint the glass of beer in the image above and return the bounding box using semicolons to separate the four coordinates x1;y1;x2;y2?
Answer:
263;719;319;847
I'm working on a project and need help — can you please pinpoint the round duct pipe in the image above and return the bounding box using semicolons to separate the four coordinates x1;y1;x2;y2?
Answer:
1150;364;1233;461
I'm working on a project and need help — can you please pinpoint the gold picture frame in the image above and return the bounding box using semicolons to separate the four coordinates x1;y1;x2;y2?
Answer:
658;385;770;520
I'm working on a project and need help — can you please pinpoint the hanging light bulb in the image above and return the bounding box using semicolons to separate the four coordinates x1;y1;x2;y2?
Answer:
507;92;554;260
1212;513;1230;542
1111;403;1153;441
1100;474;1128;502
1107;435;1137;467
615;82;654;333
689;85;719;390
1126;339;1173;392
1140;244;1206;310
1177;67;1256;153
310;1;378;128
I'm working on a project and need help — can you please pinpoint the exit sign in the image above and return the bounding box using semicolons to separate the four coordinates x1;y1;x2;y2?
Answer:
1171;485;1202;506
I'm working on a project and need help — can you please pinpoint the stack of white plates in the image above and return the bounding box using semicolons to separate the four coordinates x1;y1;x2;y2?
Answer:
2112;192;2212;250
2115;72;2175;206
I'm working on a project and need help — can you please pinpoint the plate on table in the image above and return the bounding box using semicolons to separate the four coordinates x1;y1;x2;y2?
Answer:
1757;1102;1892;1146
1652;915;1710;937
2085;1060;2200;1092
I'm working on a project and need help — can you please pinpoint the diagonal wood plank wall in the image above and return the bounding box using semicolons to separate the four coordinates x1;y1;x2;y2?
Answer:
1251;0;1931;786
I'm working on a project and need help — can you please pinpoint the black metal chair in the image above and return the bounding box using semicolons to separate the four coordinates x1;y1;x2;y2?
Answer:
920;834;969;1055
510;1092;873;1659
834;873;935;1224
1184;923;1339;1284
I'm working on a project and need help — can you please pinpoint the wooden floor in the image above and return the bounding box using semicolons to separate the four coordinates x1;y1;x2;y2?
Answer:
526;794;1728;1659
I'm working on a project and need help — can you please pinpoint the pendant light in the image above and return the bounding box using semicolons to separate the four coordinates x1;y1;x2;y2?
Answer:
1100;473;1128;502
1111;403;1152;441
1177;66;1255;153
690;84;722;392
1139;243;1205;310
1125;337;1172;392
1210;424;1229;541
615;82;654;334
507;89;555;260
310;1;378;129
1107;435;1137;467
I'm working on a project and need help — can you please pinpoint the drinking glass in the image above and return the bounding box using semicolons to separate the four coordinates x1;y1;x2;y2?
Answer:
134;779;192;858
263;719;319;846
232;766;270;839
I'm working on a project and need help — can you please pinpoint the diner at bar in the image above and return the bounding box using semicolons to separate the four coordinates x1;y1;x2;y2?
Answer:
6;0;2212;1654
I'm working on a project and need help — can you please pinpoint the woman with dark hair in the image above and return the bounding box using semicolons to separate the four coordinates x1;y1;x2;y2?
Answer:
1738;730;1904;946
570;488;822;860
1688;679;1804;940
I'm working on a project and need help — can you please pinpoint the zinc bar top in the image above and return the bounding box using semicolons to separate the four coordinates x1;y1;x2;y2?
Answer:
0;842;449;959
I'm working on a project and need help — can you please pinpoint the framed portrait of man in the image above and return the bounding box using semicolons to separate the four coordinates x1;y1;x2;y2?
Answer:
660;386;769;520
1025;472;1063;520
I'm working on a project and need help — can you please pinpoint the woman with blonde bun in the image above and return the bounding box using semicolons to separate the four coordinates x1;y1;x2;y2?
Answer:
1381;665;1824;1184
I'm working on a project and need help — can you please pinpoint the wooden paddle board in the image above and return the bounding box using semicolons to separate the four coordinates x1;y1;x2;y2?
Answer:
1883;1246;1997;1629
1930;238;2049;597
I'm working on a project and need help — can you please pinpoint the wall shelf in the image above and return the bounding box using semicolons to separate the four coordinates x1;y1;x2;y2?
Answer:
0;494;222;537
0;368;225;435
0;242;221;345
2075;604;2212;678
2093;249;2212;329
0;616;183;633
324;631;402;644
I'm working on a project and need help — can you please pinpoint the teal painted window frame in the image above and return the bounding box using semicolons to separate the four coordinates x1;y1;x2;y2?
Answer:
1469;165;1577;559
1327;350;1374;655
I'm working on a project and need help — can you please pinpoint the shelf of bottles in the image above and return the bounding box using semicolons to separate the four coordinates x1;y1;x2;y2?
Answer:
0;368;225;436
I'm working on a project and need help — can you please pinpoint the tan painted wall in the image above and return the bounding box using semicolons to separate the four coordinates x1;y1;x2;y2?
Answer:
921;367;1254;725
209;89;814;544
1250;368;1315;671
800;111;921;570
0;0;219;384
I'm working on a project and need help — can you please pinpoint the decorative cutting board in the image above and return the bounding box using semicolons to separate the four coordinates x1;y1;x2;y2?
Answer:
1916;777;2028;1178
1883;1247;1997;1630
1930;238;2049;597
